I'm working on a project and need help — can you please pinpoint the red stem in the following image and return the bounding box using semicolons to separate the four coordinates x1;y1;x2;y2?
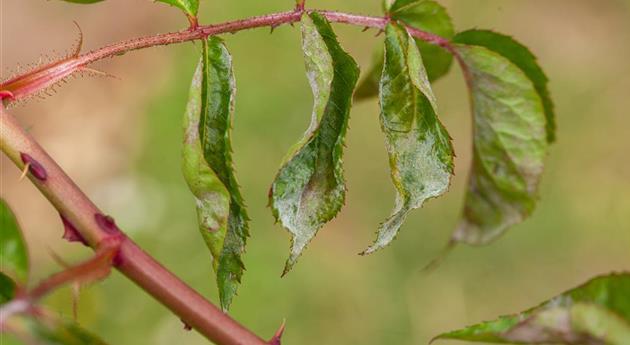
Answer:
0;5;458;344
0;108;267;345
1;8;454;103
76;9;452;66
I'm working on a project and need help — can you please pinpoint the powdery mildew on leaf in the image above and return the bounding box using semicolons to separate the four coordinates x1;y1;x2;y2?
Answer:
452;44;548;245
356;0;455;100
269;13;359;275
182;37;248;310
362;23;454;255
434;273;630;344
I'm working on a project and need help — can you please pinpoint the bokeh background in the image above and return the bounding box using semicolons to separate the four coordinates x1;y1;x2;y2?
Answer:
2;0;629;344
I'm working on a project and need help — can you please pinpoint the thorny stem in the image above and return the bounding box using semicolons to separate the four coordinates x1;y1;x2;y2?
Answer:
1;7;454;103
0;108;268;345
73;9;452;67
0;5;458;345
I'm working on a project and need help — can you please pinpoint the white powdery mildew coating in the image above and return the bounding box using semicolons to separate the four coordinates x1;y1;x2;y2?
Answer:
364;24;453;254
275;15;334;269
368;131;451;253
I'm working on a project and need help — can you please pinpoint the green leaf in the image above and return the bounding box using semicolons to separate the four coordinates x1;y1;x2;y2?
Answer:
1;199;29;286
356;0;454;100
451;43;548;245
0;272;17;304
6;312;109;345
155;0;199;17
362;23;453;254
182;37;248;311
453;29;556;142
59;0;105;4
382;0;396;12
434;273;630;344
269;13;359;275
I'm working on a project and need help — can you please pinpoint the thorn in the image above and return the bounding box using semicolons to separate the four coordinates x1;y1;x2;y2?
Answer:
181;319;192;331
20;153;48;181
374;29;385;37
60;213;88;246
421;240;457;274
94;213;121;235
362;26;370;32
78;67;119;80
268;319;286;345
0;90;15;101
19;162;31;181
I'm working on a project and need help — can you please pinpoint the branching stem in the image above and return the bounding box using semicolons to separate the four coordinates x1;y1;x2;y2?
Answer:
1;8;453;103
0;108;268;345
0;5;457;345
74;9;451;66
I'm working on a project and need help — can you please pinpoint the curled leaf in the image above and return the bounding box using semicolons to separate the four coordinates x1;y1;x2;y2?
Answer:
182;37;248;310
453;29;556;142
269;13;359;275
451;43;548;245
356;0;454;100
362;23;453;255
434;273;630;344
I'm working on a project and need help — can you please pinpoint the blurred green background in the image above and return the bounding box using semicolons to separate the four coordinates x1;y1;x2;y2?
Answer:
2;0;629;344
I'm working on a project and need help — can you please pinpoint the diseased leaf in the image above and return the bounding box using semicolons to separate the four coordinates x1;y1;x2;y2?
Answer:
269;13;359;275
356;0;454;100
451;43;548;245
155;0;198;17
434;273;630;344
362;23;453;255
182;37;248;311
453;29;556;142
5;311;109;345
1;198;29;286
